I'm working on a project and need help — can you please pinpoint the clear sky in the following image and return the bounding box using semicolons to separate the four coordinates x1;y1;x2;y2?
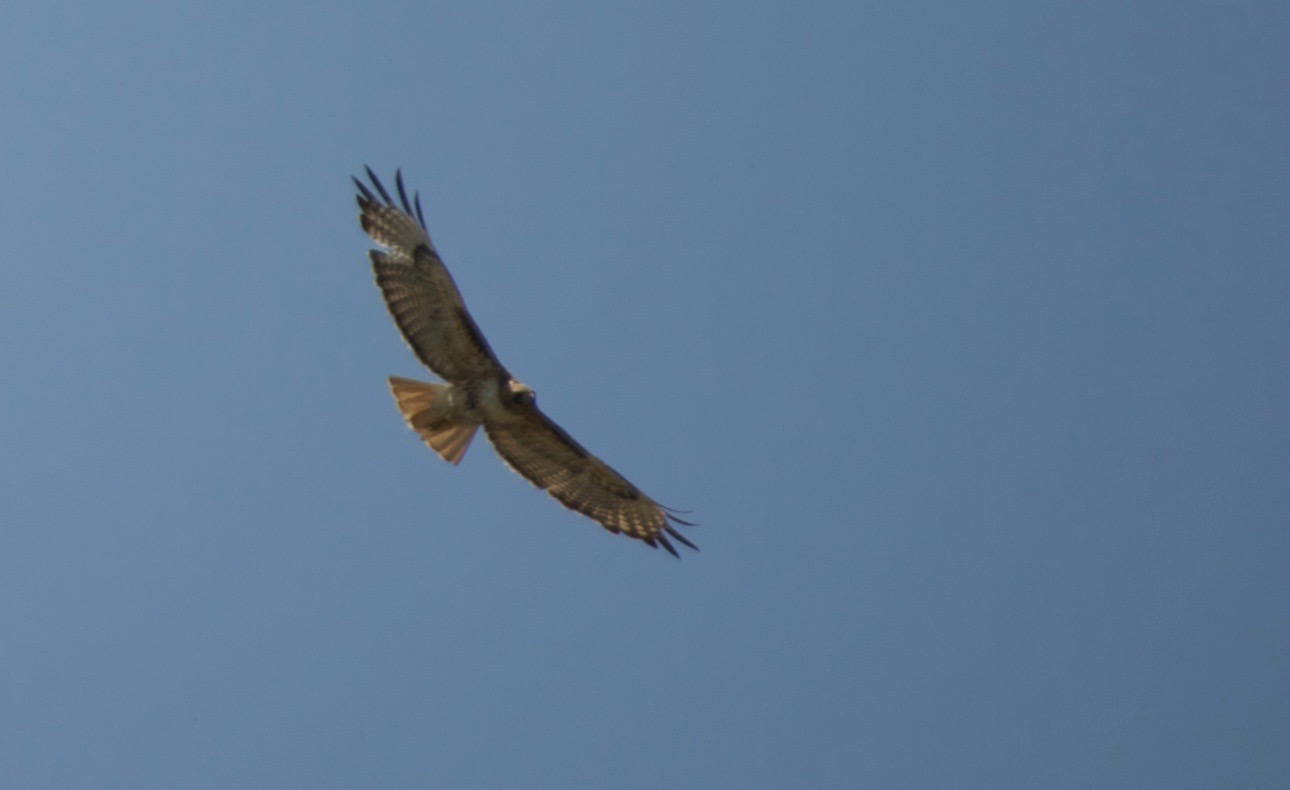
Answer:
1;2;1286;787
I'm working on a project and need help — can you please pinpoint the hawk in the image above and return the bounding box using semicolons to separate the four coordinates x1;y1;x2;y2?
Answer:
354;168;696;556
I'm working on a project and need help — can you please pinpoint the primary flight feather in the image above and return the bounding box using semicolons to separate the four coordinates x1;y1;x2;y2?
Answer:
355;168;696;557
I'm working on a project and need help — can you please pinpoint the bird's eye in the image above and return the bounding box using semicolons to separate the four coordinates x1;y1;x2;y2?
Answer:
513;390;532;406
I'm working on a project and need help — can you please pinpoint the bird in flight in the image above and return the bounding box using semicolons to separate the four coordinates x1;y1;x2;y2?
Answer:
354;168;696;556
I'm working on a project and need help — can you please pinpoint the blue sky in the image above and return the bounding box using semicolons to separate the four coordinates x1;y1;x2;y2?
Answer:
1;2;1286;787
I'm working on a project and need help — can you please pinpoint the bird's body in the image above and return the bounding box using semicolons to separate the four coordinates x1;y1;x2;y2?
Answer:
355;168;695;556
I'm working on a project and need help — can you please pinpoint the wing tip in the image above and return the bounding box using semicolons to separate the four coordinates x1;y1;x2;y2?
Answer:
652;533;682;558
664;505;699;557
664;522;699;553
355;166;428;231
663;507;698;529
353;175;375;205
643;513;699;559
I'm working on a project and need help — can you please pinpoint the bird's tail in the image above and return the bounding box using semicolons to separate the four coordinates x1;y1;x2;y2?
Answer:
387;376;478;465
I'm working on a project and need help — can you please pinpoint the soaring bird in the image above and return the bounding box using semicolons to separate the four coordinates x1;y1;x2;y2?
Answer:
355;168;696;556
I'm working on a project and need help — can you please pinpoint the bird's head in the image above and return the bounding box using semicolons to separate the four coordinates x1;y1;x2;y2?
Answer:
507;379;535;407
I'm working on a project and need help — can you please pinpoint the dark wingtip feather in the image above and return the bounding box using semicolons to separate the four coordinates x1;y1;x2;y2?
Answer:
353;175;375;204
365;166;394;204
664;524;698;552
394;169;415;216
414;192;427;230
357;167;426;229
656;532;682;558
661;505;698;528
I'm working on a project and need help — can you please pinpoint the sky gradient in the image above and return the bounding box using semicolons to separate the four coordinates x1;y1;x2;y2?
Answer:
2;2;1286;787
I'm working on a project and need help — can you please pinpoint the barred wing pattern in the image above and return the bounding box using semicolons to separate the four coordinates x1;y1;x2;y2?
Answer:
354;168;506;383
484;412;697;556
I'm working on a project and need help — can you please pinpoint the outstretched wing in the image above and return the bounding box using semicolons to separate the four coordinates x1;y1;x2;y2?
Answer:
484;408;697;557
355;167;507;383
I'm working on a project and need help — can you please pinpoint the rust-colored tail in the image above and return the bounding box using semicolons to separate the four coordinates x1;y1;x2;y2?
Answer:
387;376;478;465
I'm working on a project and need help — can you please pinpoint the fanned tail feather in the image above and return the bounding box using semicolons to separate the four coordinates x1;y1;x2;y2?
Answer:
388;376;478;465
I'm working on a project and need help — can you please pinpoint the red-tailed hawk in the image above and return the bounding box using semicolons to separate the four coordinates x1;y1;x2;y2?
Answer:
355;168;696;556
